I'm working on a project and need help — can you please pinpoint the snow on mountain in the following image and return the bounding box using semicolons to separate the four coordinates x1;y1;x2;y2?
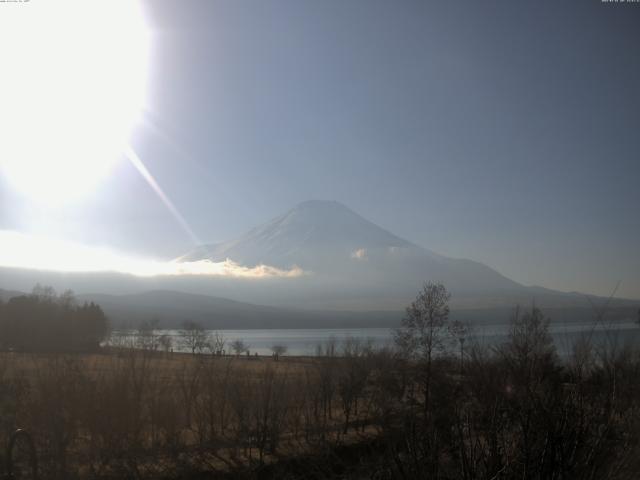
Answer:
178;200;521;295
179;200;414;266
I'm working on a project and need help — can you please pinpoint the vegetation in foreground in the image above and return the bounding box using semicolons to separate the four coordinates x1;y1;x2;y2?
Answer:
0;285;108;353
0;283;639;479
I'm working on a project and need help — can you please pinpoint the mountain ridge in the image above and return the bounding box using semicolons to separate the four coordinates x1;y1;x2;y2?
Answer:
178;200;522;295
1;201;637;314
2;287;637;329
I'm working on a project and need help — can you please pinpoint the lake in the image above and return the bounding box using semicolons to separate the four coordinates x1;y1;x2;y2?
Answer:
113;320;640;357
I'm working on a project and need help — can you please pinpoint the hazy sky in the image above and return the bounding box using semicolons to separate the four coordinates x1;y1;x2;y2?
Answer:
1;0;639;298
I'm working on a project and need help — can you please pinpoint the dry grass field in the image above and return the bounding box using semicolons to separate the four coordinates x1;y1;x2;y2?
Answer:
2;308;640;480
0;347;388;479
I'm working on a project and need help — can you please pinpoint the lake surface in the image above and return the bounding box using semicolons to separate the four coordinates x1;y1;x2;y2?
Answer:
113;321;640;357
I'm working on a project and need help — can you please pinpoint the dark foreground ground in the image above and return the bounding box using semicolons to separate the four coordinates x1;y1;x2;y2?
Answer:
2;323;640;480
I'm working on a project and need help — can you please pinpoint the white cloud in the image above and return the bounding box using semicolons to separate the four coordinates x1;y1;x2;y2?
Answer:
0;230;305;279
350;248;367;260
166;259;305;278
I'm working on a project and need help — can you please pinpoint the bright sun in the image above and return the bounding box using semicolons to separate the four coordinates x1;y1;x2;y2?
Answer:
0;0;149;204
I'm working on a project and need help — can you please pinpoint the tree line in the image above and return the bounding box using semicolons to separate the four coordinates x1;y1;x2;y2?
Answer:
117;318;289;358
0;285;109;352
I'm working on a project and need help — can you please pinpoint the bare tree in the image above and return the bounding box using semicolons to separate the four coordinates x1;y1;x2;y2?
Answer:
31;283;56;301
338;337;371;433
137;318;160;351
394;281;452;413
271;344;287;360
497;305;556;381
59;289;77;308
231;339;248;356
209;331;226;356
180;320;209;355
315;336;338;357
449;320;469;375
158;333;173;353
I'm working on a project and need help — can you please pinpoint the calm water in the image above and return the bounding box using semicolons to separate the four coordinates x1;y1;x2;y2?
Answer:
113;321;640;357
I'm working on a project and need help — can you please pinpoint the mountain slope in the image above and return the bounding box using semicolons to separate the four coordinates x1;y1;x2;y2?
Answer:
0;288;23;302
178;200;416;268
179;200;521;295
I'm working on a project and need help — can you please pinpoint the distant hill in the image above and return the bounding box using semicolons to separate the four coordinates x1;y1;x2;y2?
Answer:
0;288;23;302
2;287;637;329
77;290;640;329
1;200;638;319
77;290;401;329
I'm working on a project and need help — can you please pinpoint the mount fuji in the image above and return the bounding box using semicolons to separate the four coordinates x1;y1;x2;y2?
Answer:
1;200;637;326
177;200;587;310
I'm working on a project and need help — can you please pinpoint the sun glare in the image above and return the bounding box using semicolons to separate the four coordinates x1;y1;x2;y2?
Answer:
0;0;149;204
